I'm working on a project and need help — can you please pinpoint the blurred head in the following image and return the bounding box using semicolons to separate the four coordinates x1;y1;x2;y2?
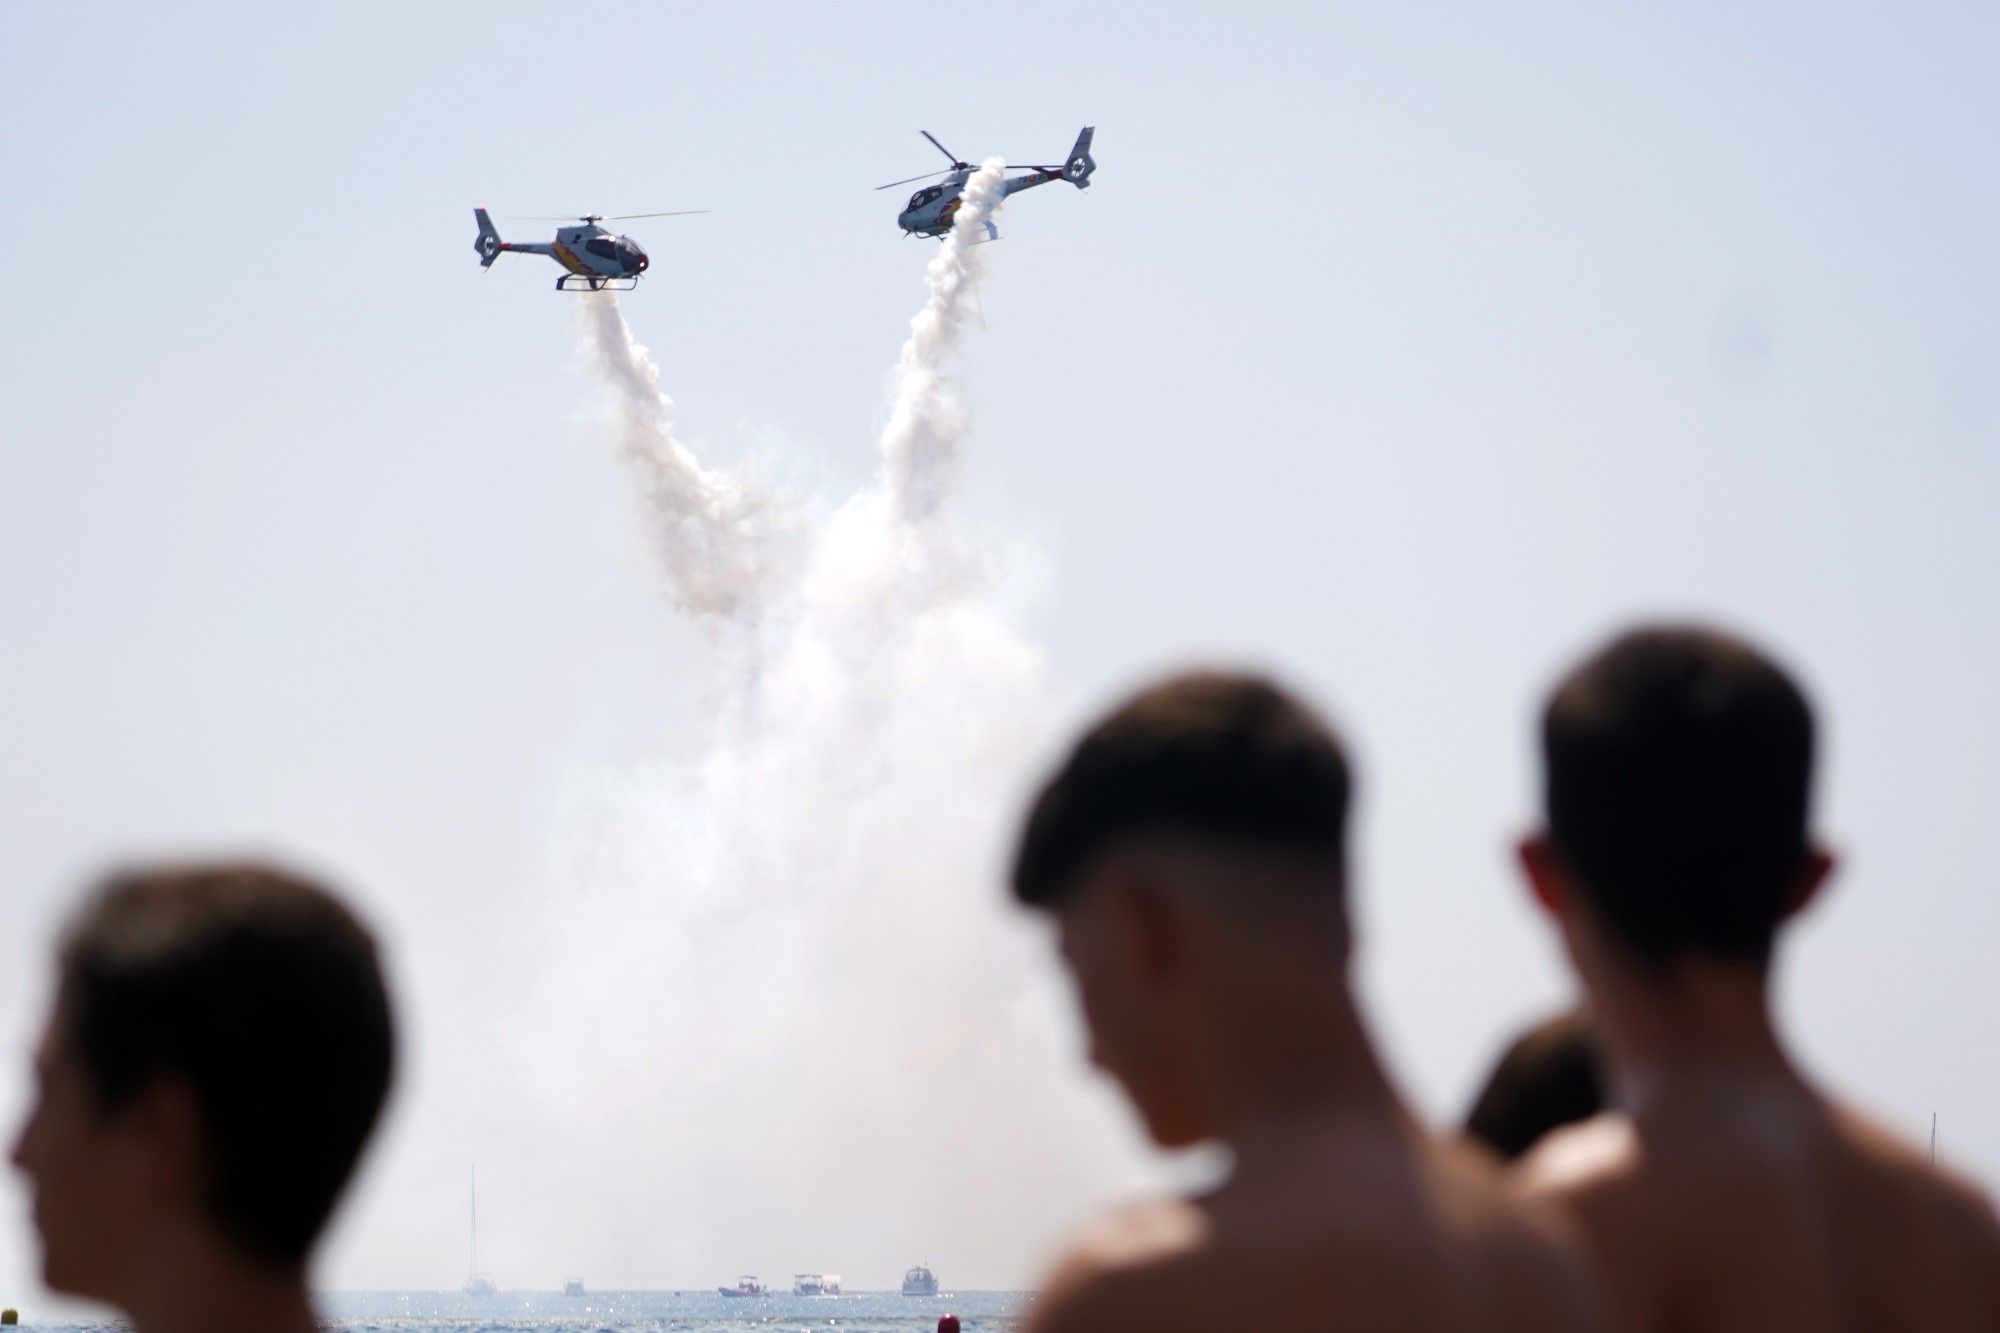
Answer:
1011;671;1353;1147
1521;625;1830;981
1463;1007;1606;1161
11;862;395;1297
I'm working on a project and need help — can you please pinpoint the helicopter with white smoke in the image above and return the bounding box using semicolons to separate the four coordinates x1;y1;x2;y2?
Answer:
458;158;1154;1285
474;207;710;291
879;128;1097;240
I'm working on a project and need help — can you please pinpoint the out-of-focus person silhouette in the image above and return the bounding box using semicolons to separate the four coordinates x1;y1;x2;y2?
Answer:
1010;672;1605;1333
1514;626;2000;1330
1464;1006;1606;1161
11;862;395;1333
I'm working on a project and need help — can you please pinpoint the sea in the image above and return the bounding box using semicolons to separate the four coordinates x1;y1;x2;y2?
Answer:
321;1291;1030;1333
14;1291;1031;1333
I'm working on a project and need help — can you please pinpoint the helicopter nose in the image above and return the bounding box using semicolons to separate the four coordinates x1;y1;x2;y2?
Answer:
635;253;649;272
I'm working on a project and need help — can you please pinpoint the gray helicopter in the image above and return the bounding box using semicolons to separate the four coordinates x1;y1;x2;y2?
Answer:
472;207;706;291
877;127;1097;241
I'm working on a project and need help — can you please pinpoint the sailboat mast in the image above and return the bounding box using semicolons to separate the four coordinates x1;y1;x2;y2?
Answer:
470;1166;479;1279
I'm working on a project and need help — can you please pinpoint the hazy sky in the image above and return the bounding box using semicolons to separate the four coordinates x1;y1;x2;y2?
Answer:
2;0;1996;1302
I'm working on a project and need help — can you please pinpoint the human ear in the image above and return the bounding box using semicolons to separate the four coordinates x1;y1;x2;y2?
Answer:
1782;843;1837;920
1517;833;1570;919
1104;867;1187;993
125;1075;206;1203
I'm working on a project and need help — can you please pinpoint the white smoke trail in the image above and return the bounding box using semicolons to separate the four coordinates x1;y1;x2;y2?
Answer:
882;159;1009;530
482;158;1153;1287
577;293;786;621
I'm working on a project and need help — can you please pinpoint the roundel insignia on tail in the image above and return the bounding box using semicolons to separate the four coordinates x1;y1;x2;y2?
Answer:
1062;126;1096;187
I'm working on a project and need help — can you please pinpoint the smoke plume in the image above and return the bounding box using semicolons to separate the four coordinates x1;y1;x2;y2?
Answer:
882;159;1009;529
489;157;1150;1287
577;294;788;621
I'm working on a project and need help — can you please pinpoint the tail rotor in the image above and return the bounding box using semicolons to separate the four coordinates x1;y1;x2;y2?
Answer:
1062;126;1097;188
473;207;504;269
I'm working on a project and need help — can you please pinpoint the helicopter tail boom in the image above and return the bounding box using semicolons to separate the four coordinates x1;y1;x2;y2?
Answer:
473;207;504;268
1062;127;1097;188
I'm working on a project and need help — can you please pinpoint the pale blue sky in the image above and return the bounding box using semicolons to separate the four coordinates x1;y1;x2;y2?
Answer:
2;0;1996;1298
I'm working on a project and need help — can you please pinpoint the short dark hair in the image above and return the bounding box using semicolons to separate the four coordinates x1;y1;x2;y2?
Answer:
57;862;396;1267
1542;626;1815;967
1463;1008;1606;1161
1011;672;1352;907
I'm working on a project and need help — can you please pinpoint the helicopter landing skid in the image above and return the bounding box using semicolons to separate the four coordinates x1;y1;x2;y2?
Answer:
555;274;640;293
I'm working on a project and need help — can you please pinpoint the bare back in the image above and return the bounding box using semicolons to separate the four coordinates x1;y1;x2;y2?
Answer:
1520;1085;2000;1332
1029;1127;1603;1333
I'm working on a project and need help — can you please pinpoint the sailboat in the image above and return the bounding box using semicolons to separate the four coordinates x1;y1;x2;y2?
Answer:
464;1167;497;1297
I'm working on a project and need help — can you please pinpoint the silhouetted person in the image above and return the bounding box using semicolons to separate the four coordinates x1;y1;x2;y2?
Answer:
1012;672;1604;1333
11;862;395;1333
1514;626;2000;1329
1464;1006;1606;1161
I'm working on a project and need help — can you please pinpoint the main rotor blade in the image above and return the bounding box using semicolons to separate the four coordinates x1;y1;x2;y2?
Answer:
875;169;949;191
920;130;962;165
606;210;710;220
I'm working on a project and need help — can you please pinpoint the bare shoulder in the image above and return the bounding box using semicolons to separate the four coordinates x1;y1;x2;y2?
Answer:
1514;1112;1644;1211
1025;1200;1213;1333
1425;1141;1608;1332
1833;1105;2000;1265
1509;1114;1658;1329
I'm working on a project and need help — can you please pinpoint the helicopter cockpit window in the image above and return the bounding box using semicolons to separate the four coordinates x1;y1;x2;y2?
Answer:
907;186;944;211
585;237;620;260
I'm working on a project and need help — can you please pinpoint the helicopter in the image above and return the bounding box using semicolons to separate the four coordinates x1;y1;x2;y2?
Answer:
877;127;1097;241
472;207;707;291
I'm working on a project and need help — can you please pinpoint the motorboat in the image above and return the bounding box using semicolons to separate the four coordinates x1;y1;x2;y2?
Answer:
792;1273;841;1297
901;1264;939;1297
718;1276;767;1298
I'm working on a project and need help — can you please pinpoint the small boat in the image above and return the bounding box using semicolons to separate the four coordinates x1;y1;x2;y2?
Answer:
718;1276;767;1298
562;1278;585;1298
792;1273;841;1297
901;1264;939;1297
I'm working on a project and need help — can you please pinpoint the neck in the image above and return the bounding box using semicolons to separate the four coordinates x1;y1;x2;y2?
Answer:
1206;962;1405;1170
118;1230;316;1333
1586;952;1804;1107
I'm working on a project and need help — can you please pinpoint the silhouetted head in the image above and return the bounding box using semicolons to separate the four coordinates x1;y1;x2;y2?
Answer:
1012;671;1354;1146
11;861;395;1295
1463;1007;1606;1161
1521;625;1830;978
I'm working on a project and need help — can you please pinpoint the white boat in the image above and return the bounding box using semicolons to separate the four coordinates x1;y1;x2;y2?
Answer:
901;1264;939;1297
792;1273;841;1297
718;1276;767;1298
462;1167;497;1296
562;1278;585;1298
